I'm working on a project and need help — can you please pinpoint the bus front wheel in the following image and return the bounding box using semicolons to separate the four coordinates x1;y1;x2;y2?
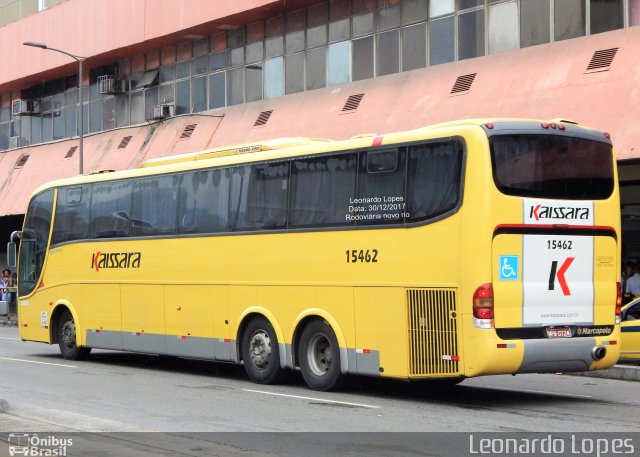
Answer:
58;310;91;360
241;316;284;384
298;320;344;391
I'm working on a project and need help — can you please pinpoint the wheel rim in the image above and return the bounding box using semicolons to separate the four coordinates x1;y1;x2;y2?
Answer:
61;320;76;348
249;330;272;370
306;333;332;376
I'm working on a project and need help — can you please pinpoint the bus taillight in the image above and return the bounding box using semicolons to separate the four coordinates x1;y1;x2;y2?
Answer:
615;281;622;324
473;283;494;329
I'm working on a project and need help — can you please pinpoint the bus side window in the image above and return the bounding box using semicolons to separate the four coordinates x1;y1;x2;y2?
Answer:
131;175;178;236
177;169;229;234
290;153;357;227
406;141;463;222
89;181;132;238
52;186;91;244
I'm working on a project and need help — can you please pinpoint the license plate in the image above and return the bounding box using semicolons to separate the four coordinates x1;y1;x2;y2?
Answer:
546;327;572;338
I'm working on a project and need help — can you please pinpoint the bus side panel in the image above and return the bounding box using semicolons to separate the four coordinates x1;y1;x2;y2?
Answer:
121;284;166;354
164;285;218;360
83;283;123;350
593;236;618;325
354;287;406;377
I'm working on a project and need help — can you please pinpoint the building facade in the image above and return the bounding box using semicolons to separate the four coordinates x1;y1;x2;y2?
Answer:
1;0;640;260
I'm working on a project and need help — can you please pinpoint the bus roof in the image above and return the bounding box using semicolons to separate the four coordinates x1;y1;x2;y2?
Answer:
138;137;333;168
29;118;604;196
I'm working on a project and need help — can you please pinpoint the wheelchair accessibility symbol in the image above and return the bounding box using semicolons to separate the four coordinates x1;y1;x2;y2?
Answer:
499;255;519;281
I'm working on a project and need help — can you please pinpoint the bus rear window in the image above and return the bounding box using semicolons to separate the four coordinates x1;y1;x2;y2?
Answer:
490;134;614;200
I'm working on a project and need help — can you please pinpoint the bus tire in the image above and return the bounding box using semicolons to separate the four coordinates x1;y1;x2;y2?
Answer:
58;309;91;360
241;316;284;384
298;319;344;391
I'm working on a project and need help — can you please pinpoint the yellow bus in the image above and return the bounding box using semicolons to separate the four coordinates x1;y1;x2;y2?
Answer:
8;119;622;391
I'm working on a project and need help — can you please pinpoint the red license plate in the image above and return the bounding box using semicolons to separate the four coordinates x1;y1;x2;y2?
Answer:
546;327;572;338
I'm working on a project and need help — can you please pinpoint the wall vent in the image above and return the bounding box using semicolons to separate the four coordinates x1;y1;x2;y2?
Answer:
117;136;132;149
16;155;30;168
341;94;364;112
450;73;477;95
179;124;197;139
585;47;618;73
64;146;78;158
254;110;273;127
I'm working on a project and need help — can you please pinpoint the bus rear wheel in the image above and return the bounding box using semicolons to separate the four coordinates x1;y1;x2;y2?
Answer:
58;310;91;360
298;320;344;391
241;316;284;384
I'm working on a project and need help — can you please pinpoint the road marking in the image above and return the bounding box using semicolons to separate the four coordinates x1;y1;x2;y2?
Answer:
0;336;21;341
0;357;77;368
471;384;592;399
242;389;380;409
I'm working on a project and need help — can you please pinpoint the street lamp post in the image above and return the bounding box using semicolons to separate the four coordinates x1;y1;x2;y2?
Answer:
23;41;86;175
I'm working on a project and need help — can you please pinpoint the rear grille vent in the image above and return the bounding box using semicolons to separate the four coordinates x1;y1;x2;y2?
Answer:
407;288;459;375
64;146;77;158
179;124;197;139
254;110;273;126
450;73;477;95
342;94;364;112
117;136;132;149
585;47;618;72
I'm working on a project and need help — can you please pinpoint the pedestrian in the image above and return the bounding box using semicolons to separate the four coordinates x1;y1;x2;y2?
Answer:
1;269;13;304
625;262;640;298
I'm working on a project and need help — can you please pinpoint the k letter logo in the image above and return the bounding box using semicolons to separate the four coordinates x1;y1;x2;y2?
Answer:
548;257;575;296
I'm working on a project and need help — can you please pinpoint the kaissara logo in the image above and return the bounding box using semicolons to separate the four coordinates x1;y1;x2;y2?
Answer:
91;251;142;271
529;204;590;222
548;257;575;296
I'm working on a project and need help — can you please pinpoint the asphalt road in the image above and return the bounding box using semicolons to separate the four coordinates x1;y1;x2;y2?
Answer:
0;326;638;434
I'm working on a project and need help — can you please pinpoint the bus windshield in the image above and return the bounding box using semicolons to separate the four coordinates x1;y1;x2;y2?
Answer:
490;134;614;200
18;189;54;296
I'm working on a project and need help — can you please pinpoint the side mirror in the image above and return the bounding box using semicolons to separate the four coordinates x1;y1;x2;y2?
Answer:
7;242;16;268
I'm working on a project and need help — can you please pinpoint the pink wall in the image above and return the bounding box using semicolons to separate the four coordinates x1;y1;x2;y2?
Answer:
1;13;638;216
0;0;278;91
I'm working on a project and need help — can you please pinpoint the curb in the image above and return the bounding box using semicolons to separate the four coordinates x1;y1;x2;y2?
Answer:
569;363;640;381
0;314;17;327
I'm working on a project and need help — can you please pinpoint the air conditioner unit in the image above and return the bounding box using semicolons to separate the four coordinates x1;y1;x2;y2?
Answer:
153;103;175;119
98;75;126;95
9;136;22;149
12;99;40;116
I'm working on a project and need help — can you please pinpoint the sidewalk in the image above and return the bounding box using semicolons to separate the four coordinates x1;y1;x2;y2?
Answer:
0;313;17;327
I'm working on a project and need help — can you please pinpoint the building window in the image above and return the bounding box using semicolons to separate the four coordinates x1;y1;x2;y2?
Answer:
459;9;485;60
285;53;305;94
209;72;226;109
264;57;284;99
488;1;518;54
308;2;329;48
429;16;455;66
327;41;351;86
376;30;399;76
632;0;640;26
554;0;585;41
520;0;550;48
402;23;426;71
353;36;374;81
246;64;263;102
429;0;454;18
590;0;623;35
306;47;327;90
